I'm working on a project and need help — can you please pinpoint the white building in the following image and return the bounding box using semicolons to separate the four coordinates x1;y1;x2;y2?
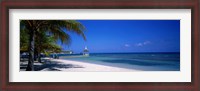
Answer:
83;46;89;56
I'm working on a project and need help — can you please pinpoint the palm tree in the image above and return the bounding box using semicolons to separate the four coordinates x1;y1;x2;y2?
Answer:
35;31;62;63
20;20;86;71
20;28;29;52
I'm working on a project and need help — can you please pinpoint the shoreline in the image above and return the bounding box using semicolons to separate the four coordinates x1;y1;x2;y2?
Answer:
20;58;140;71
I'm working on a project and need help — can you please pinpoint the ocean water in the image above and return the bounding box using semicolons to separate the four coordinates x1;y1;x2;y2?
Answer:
61;52;180;71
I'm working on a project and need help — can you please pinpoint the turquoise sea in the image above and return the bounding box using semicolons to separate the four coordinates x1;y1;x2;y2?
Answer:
60;52;180;71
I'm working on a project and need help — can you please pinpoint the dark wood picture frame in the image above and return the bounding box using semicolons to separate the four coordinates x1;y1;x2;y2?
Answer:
0;0;199;91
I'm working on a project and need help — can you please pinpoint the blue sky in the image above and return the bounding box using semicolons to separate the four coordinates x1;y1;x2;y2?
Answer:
59;20;180;53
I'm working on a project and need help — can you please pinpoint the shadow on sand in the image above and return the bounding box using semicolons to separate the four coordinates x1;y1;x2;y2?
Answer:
20;60;84;71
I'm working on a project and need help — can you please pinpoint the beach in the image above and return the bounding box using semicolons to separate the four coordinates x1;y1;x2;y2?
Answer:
19;20;181;72
20;53;180;71
20;58;139;71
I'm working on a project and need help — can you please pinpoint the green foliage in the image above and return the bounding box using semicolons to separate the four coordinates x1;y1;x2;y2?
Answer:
20;20;86;70
20;28;29;51
20;20;86;54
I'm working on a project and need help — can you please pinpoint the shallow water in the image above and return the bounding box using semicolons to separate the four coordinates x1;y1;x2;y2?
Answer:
61;52;180;71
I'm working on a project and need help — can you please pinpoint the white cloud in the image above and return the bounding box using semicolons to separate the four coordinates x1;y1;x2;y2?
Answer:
135;41;151;47
135;43;143;47
143;41;151;45
124;44;130;47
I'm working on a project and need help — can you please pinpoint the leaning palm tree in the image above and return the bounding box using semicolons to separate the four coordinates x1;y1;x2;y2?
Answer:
35;31;62;63
20;20;86;71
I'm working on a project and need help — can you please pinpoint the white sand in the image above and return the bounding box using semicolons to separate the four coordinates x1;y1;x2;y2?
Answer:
21;58;177;71
40;59;140;71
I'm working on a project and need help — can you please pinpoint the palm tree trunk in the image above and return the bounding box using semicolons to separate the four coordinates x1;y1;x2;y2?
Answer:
38;51;42;63
34;49;37;61
26;29;35;71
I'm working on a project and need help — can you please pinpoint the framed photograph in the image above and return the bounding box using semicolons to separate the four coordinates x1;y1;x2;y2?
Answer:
1;0;199;91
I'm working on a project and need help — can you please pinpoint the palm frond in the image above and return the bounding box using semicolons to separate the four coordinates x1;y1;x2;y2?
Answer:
49;26;71;45
64;20;86;40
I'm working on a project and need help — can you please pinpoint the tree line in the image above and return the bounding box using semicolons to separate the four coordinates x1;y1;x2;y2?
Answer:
20;20;86;71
